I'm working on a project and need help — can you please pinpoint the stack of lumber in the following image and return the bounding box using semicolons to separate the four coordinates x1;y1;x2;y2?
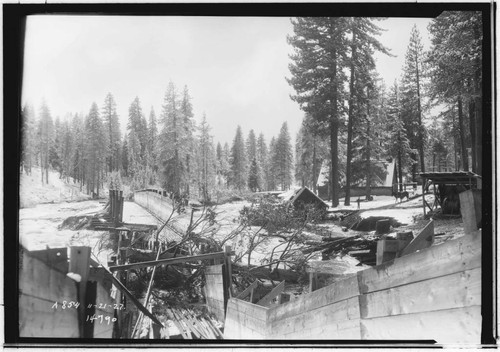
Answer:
166;307;223;339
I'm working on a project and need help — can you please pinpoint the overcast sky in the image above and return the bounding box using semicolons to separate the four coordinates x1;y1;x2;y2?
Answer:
22;16;432;146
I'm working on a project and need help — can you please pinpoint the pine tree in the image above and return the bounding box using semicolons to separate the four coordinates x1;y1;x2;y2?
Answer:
256;133;268;191
273;122;294;191
84;102;107;197
344;17;391;205
59;118;75;182
180;85;195;196
37;101;54;184
121;136;129;177
288;17;350;206
386;82;414;191
147;107;158;173
21;104;37;175
428;11;482;174
197;114;216;202
400;25;427;180
246;129;257;165
127;97;145;178
158;82;192;195
50;117;63;177
216;142;231;187
295;114;328;193
230;126;248;190
248;158;260;192
102;93;122;172
71;113;86;188
268;137;277;191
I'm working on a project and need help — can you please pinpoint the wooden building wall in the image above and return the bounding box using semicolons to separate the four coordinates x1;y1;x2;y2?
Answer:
224;233;481;343
204;264;227;323
19;250;80;338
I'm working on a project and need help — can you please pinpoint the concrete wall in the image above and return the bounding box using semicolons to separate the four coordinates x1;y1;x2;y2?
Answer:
224;233;482;343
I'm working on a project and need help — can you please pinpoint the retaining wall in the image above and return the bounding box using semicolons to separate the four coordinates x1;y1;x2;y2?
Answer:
224;233;481;343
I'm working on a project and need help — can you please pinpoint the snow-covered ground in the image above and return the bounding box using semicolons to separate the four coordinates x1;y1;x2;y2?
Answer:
20;167;91;208
19;200;110;264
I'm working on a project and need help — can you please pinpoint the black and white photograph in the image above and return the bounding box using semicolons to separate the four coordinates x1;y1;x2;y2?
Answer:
6;1;495;346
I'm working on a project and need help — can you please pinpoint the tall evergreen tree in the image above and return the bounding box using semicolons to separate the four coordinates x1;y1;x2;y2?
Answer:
147;107;158;172
37;101;54;184
344;17;391;205
21;104;37;175
71;113;86;188
267;137;277;191
84;102;107;197
288;17;350;206
230;126;248;190
256;133;268;191
102;93;122;172
427;11;482;174
386;82;414;191
400;25;427;180
246;129;257;164
197;114;216;202
180;85;195;195
127;97;145;178
295;114;328;193
158;82;193;195
273;122;294;191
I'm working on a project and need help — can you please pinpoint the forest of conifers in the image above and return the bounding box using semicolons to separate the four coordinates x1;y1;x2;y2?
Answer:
20;12;483;207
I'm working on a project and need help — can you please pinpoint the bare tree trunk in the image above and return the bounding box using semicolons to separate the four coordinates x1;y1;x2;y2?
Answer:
457;96;469;171
468;98;477;173
345;29;357;206
415;48;425;174
364;117;372;200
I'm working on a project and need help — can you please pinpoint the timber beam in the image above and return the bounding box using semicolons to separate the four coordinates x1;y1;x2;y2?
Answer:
109;251;229;272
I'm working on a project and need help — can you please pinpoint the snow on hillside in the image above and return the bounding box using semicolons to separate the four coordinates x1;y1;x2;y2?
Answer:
20;167;91;208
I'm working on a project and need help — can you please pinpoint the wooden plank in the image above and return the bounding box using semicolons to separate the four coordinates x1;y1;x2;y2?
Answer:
267;297;360;336
236;280;258;299
19;294;79;337
399;220;434;256
358;233;481;294
459;189;481;233
360;305;481;343
256;281;285;306
225;246;233;297
19;254;77;306
359;268;481;319
28;248;68;272
109;251;226;272
267;274;359;322
70;246;91;338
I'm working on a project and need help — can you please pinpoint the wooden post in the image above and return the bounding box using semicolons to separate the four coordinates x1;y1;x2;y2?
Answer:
422;176;427;217
109;190;114;223
400;220;434;257
256;280;285;306
459;189;482;234
69;246;91;338
309;270;318;292
119;190;124;223
225;245;233;297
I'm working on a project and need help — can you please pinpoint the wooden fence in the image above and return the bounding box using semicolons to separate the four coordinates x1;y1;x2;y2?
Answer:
224;233;481;343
